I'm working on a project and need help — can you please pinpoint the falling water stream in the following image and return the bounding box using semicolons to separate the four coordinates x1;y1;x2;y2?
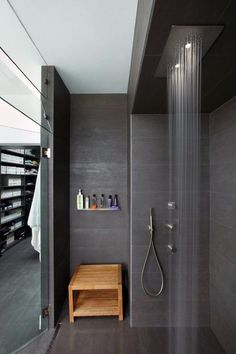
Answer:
167;35;202;354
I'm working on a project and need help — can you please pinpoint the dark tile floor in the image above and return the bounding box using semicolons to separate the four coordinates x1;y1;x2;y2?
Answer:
50;303;226;354
0;238;41;354
1;240;225;354
16;328;55;354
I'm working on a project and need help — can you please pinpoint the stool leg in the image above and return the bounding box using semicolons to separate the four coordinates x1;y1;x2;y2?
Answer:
68;287;74;323
118;285;123;321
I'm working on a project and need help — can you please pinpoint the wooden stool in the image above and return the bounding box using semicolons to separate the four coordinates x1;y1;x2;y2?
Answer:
68;264;123;323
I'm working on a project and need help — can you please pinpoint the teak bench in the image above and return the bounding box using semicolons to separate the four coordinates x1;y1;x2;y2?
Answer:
68;264;123;323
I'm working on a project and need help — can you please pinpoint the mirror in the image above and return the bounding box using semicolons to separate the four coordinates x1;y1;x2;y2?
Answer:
0;48;51;133
0;1;51;132
0;100;49;354
0;3;51;351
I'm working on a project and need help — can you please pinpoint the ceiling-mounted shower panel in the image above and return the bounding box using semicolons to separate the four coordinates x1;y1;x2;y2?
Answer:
155;25;224;78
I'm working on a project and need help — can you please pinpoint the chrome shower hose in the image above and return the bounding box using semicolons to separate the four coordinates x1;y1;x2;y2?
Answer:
141;208;164;297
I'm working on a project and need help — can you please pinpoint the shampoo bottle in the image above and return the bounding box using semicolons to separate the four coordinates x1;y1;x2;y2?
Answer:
91;194;97;209
77;189;84;210
85;195;90;209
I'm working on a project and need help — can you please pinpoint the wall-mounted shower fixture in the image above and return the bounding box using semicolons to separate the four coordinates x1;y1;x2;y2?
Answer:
141;208;164;297
168;201;176;210
165;223;175;230
155;25;224;78
167;244;177;254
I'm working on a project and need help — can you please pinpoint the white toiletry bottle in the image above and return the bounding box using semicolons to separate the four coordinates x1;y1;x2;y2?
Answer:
77;189;84;210
85;195;90;209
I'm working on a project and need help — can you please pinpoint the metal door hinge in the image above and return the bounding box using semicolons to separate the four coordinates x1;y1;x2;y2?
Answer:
43;112;49;120
41;147;51;158
42;304;51;318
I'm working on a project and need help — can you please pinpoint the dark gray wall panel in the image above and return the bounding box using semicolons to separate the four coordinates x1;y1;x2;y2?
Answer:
209;96;236;354
42;66;70;326
131;114;209;327
53;69;70;325
70;94;129;301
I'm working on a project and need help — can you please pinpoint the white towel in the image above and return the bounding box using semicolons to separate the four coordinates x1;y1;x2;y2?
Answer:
28;163;41;254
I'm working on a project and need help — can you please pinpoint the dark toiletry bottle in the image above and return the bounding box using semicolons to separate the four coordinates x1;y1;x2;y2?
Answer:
114;194;119;207
100;194;105;208
108;195;113;208
91;194;97;209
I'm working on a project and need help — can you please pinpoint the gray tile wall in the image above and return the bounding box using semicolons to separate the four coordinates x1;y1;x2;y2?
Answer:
209;96;236;354
130;114;169;327
70;94;129;298
131;114;210;327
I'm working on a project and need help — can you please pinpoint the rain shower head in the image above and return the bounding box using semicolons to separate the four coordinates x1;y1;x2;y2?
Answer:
155;25;224;78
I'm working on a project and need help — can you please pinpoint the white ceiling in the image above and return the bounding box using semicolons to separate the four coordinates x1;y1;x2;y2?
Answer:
9;0;138;94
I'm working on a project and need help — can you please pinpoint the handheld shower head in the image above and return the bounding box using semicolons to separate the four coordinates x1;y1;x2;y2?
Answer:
148;208;154;232
141;208;164;297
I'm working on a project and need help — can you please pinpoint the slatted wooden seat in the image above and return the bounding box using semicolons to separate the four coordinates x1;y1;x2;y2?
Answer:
68;264;123;323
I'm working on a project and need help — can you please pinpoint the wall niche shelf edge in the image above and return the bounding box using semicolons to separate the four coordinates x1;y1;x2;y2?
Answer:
77;208;121;211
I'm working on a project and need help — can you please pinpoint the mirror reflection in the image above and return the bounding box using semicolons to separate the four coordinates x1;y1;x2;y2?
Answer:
0;100;46;354
0;48;51;132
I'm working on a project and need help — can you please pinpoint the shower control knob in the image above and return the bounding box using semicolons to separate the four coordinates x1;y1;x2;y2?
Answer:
168;202;176;210
165;223;175;230
167;244;177;254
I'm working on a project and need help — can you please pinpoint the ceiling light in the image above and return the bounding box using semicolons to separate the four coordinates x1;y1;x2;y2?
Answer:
0;47;41;100
185;42;191;49
175;63;180;68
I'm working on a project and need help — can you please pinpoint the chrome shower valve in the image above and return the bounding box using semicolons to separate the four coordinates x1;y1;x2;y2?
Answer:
168;201;176;210
165;223;175;230
167;244;177;254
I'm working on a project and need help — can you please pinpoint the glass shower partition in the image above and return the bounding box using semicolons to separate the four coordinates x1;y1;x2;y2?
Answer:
0;52;51;352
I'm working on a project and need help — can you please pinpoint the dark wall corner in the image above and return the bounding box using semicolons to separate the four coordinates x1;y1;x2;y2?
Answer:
209;96;236;354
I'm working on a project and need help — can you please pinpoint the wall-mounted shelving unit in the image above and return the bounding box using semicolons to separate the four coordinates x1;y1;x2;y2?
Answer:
0;147;40;255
